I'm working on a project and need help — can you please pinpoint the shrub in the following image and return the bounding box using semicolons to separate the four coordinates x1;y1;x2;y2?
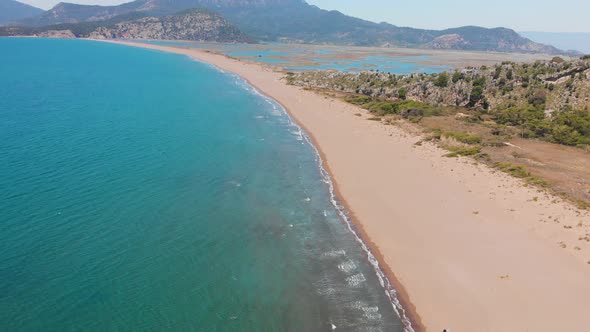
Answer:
552;109;590;138
506;69;513;80
550;125;586;146
452;71;464;83
494;162;549;187
346;95;372;105
444;131;482;145
398;87;407;100
366;101;398;115
469;85;484;106
528;89;547;109
495;105;545;127
444;146;481;157
468;77;486;107
434;72;449;87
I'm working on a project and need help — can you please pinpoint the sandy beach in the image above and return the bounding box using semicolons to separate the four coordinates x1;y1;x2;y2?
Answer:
105;40;590;332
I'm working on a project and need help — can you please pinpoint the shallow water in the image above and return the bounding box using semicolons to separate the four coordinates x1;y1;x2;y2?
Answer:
0;38;410;331
137;40;451;74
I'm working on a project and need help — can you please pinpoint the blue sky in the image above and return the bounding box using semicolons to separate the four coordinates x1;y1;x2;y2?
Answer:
20;0;590;32
307;0;590;32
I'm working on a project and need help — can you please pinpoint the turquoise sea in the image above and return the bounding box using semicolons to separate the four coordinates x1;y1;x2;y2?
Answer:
0;38;411;331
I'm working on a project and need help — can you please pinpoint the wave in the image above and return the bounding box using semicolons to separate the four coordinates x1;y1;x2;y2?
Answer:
198;58;416;332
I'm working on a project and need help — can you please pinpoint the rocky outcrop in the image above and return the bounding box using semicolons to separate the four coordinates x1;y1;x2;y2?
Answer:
287;57;590;112
86;9;251;42
424;34;469;49
36;29;76;38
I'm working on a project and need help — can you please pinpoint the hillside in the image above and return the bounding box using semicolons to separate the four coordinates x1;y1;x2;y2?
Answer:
88;9;251;41
0;9;252;42
287;56;590;205
288;56;590;128
13;0;568;54
0;0;43;24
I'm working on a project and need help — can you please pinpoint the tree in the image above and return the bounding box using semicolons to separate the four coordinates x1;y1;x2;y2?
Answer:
434;72;449;87
468;77;486;107
398;87;407;100
528;89;547;109
452;71;464;83
506;69;513;80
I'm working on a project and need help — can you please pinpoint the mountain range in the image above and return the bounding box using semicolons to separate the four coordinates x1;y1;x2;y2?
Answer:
0;0;43;24
1;0;577;54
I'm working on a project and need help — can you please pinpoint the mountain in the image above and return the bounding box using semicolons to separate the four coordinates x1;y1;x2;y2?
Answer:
13;0;566;54
0;9;252;42
0;0;43;24
88;9;251;41
520;32;590;54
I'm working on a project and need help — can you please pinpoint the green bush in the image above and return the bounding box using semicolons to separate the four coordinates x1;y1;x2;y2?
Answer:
494;162;548;187
444;146;481;157
398;87;407;100
444;131;482;145
528;89;547;109
495;105;545;127
346;95;372;105
452;71;464;83
550;125;587;146
434;72;449;87
469;85;484;106
365;101;398;115
552;109;590;138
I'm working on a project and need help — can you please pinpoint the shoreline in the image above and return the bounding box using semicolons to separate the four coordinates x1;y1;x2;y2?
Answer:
99;39;590;331
104;38;423;330
208;50;423;330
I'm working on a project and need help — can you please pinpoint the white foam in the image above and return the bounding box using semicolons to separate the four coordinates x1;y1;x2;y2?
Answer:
350;301;382;321
317;287;337;296
345;273;366;287
322;250;346;258
337;260;357;273
209;65;416;332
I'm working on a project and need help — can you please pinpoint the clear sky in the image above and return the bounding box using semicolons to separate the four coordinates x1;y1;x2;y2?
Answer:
19;0;590;33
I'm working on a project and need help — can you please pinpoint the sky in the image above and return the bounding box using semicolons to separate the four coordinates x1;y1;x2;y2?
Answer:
19;0;590;33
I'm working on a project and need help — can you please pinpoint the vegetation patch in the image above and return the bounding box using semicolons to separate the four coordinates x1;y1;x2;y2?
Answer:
494;162;548;187
444;146;482;157
443;131;482;145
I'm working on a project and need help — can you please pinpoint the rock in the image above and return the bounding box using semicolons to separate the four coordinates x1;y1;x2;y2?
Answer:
35;30;75;38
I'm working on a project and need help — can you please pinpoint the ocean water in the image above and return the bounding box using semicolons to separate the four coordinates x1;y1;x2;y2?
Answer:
0;38;411;331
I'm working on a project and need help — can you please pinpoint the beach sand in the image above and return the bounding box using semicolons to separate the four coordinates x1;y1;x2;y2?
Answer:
104;40;590;332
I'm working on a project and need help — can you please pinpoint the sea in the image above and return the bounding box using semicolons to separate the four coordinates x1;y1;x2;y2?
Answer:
0;38;411;331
